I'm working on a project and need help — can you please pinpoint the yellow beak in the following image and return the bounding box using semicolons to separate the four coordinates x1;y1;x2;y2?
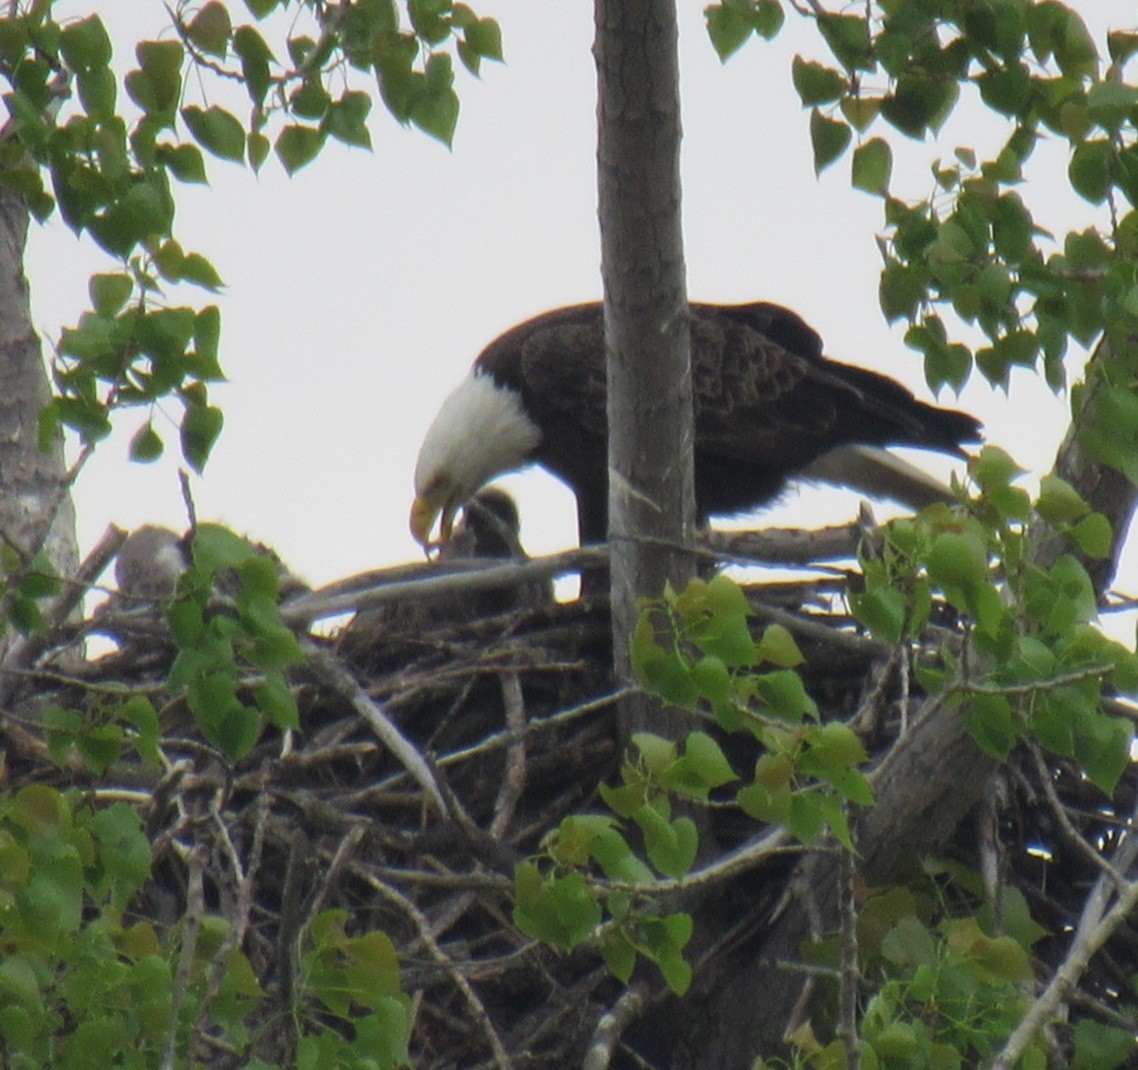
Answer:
409;494;457;549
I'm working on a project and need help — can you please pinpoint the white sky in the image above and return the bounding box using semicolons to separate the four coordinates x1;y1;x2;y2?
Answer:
24;1;1138;639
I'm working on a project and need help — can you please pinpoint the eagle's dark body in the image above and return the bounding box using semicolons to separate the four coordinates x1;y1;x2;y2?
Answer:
469;302;981;544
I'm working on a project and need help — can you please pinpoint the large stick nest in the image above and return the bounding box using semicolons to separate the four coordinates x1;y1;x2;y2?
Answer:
1;520;1136;1068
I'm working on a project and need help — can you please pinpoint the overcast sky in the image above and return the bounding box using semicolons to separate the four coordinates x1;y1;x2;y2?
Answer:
25;1;1138;636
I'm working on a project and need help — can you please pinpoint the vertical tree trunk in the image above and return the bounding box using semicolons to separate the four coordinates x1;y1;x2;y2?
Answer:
594;0;695;740
0;187;79;647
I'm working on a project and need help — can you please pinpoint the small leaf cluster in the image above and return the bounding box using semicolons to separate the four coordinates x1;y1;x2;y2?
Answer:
43;693;161;775
852;450;1136;796
173;0;502;166
0;544;60;637
513;810;695;996
632;574;873;848
0;783;413;1068
41;288;225;470
0;0;502;481
790;869;1050;1070
0;783;214;1068
289;910;412;1070
167;523;303;763
1;6;230;470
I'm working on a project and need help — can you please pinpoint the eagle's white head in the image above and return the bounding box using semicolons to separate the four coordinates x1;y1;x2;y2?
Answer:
411;372;542;548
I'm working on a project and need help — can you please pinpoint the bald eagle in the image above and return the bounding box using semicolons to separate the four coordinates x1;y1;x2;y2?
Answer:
411;302;981;547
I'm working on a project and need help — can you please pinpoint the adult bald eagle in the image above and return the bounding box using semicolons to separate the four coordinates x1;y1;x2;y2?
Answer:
411;302;981;547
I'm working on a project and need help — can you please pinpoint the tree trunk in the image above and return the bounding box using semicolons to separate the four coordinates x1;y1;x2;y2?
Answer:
0;187;79;654
594;0;695;741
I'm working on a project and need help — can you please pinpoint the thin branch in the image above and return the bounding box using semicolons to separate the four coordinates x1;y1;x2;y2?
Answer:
582;982;651;1070
361;869;513;1069
300;639;447;815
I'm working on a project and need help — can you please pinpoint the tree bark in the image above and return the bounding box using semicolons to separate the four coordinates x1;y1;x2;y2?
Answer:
594;0;695;741
1030;338;1138;590
0;187;79;652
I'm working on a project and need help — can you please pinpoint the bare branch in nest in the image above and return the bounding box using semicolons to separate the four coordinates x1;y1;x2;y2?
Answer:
300;639;447;815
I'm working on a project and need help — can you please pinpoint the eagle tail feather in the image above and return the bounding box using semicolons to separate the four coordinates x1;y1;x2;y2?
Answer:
800;445;962;510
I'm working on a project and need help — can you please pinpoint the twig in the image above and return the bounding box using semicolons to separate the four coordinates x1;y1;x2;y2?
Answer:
1028;743;1127;890
991;791;1138;1070
582;981;651;1070
490;671;527;840
837;840;860;1070
163;841;206;1070
301;640;447;815
191;792;269;1047
360;870;513;1069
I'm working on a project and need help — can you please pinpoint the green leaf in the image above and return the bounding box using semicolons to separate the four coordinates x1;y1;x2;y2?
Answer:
754;623;804;668
1072;1019;1137;1070
600;930;637;983
1036;475;1088;524
248;131;270;171
704;573;750;617
88;273;133;316
966;692;1018;759
880;261;928;322
1069;139;1112;204
129;423;164;462
158;142;208;183
851;137;892;195
233;25;273;105
641;811;698;878
706;4;755;62
60;14;112;72
809;109;851;174
465;17;502;61
1070;513;1112;559
817;14;873;72
851;587;907;643
927;531;988;592
195;305;222;365
180;401;224;472
179;252;225;291
182;104;246;162
1074;713;1132;797
881;76;960;138
186;2;232;57
411;82;459;147
326;90;373;149
78;66;116;120
754;670;816;722
513;865;601;951
683;731;737;790
193;524;256;572
690;654;731;709
255;672;300;729
791;56;846;106
840;95;881;131
276;124;326;174
134;39;184;115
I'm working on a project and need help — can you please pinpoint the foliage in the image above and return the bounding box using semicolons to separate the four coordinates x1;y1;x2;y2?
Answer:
0;781;412;1067
708;0;1138;476
515;573;874;993
793;869;1051;1070
167;523;304;763
0;0;500;500
852;450;1136;794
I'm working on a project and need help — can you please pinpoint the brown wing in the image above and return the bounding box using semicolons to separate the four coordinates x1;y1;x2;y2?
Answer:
690;305;976;467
